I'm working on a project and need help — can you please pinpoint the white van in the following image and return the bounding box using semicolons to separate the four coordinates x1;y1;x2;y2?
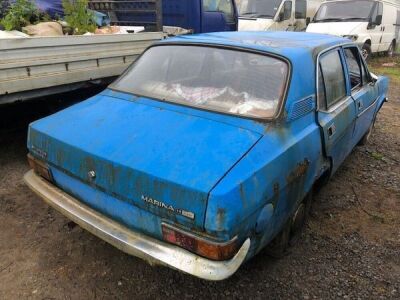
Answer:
307;0;400;58
238;0;322;31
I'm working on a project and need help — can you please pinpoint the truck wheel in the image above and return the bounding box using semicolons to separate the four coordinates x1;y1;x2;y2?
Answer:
387;41;396;57
362;43;372;60
266;192;312;257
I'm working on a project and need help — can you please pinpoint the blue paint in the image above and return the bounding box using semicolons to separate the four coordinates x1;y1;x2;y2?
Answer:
27;32;388;263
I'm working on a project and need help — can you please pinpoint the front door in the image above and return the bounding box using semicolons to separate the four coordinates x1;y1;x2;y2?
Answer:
275;0;295;31
368;1;384;52
317;48;357;174
343;46;379;143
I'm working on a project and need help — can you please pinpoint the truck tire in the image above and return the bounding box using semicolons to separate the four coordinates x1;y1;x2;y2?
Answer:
266;191;312;257
362;43;372;60
387;41;396;57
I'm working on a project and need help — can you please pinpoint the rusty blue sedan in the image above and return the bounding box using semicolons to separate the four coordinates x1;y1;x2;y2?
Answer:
24;32;389;280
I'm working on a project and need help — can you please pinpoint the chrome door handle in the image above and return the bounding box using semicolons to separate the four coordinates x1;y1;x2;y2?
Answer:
328;124;336;138
358;101;364;110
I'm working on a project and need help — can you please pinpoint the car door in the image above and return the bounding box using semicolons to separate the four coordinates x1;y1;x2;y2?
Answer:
317;48;358;174
343;46;379;143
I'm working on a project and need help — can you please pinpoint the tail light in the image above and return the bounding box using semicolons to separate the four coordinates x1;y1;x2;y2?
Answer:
27;154;53;182
162;224;238;261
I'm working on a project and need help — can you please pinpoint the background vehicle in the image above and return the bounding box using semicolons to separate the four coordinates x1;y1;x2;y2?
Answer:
307;0;400;59
238;0;322;31
89;0;239;33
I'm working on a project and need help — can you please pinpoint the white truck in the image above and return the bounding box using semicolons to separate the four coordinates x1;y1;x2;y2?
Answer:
238;0;322;31
307;0;400;58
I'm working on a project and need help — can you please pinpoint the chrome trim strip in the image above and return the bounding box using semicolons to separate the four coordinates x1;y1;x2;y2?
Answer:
357;97;379;118
24;170;250;281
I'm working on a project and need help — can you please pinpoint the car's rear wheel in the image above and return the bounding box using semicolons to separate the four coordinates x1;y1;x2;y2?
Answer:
362;43;372;60
266;191;312;257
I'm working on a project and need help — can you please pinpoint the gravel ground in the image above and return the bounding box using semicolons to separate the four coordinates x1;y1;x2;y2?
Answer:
0;59;399;300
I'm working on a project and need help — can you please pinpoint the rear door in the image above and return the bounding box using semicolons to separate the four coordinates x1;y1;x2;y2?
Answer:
317;48;357;174
343;46;379;142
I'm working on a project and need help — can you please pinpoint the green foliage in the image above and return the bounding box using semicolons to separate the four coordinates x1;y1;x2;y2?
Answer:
62;0;96;35
0;0;41;31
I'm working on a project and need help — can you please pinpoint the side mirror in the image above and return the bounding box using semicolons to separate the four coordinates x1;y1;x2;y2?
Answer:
306;17;311;26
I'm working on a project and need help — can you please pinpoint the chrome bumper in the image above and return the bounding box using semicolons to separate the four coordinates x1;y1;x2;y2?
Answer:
24;170;250;281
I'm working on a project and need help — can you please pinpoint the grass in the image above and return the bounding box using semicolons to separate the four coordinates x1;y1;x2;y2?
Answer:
368;54;400;83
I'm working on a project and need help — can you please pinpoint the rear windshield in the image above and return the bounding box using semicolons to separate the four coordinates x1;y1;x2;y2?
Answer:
112;45;289;119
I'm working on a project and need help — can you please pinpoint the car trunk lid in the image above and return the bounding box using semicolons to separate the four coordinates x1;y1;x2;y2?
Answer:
28;93;262;229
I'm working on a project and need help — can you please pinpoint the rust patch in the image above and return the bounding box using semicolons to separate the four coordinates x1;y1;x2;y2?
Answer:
216;208;226;230
287;159;310;184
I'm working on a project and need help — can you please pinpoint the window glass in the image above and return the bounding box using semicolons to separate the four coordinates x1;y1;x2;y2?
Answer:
113;45;289;119
204;0;234;21
344;48;362;89
314;1;375;22
283;1;292;20
295;0;307;19
319;50;347;108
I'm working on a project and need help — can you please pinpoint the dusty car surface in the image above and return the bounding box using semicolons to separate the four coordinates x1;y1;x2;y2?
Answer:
24;32;389;281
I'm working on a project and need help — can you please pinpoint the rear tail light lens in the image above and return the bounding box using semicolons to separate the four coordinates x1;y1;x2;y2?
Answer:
27;154;53;182
162;224;238;261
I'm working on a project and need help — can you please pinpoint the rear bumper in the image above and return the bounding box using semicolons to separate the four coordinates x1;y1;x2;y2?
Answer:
24;170;250;281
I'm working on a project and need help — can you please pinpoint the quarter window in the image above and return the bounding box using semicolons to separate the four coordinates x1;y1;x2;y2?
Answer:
319;50;347;109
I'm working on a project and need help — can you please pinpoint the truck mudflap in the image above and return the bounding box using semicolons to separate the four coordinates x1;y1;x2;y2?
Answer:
23;170;251;281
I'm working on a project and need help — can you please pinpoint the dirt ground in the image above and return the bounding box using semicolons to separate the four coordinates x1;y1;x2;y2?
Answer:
0;58;399;300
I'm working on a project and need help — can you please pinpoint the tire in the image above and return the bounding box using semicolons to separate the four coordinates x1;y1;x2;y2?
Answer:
387;41;396;57
362;43;372;60
266;191;313;258
358;120;375;146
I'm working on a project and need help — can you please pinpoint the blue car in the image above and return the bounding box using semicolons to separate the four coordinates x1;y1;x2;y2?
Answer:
24;32;389;281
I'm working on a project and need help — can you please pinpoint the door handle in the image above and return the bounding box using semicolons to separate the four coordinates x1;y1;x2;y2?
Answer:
328;124;336;138
358;101;364;110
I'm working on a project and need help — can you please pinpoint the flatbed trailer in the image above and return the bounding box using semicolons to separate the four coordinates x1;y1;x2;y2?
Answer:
0;32;165;105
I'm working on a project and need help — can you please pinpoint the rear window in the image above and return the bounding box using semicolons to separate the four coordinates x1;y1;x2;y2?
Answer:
112;45;289;119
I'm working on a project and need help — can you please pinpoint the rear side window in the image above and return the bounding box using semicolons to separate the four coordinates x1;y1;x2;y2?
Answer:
319;50;347;109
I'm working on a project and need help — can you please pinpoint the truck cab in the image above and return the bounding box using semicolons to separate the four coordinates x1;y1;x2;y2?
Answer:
238;0;321;31
89;0;238;33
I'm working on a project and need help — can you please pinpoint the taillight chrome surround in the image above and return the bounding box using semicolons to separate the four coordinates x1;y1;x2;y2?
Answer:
162;223;238;261
27;153;53;182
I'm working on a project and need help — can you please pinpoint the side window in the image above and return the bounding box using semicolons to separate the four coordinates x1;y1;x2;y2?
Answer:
319;50;347;109
283;1;292;20
203;0;234;22
318;66;327;110
344;47;362;89
295;0;307;19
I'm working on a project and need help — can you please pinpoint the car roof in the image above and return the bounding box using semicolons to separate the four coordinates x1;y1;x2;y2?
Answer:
160;31;351;61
